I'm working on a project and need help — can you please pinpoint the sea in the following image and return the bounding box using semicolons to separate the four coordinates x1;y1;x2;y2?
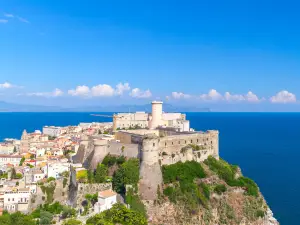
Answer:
0;112;298;224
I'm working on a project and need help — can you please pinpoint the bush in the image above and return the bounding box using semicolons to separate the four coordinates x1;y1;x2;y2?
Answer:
200;183;210;199
204;156;259;197
162;161;206;184
76;170;88;183
112;158;139;194
214;184;227;195
256;210;265;218
47;177;56;182
86;203;147;225
126;188;147;217
95;164;108;183
63;219;82;225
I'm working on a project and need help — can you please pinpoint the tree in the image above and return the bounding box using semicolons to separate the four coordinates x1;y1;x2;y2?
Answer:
15;173;23;179
0;214;11;225
95;164;108;183
30;154;35;159
63;218;82;225
61;206;77;219
86;203;147;225
40;210;53;225
10;212;35;225
19;157;25;166
112;159;139;194
13;146;17;153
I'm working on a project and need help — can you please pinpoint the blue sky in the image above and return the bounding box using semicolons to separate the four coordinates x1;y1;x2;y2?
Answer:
1;0;300;111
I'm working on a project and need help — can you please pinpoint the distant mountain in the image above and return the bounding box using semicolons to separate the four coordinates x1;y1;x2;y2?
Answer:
0;101;63;112
67;103;211;113
0;101;210;113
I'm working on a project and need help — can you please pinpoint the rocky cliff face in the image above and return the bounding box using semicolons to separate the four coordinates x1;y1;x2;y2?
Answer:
142;158;279;225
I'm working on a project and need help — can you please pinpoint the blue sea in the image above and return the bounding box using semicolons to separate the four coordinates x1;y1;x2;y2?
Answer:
0;112;297;224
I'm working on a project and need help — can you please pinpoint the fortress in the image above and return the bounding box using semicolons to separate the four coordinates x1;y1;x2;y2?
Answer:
73;101;219;200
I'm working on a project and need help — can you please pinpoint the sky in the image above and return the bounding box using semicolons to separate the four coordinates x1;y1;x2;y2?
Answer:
1;0;300;111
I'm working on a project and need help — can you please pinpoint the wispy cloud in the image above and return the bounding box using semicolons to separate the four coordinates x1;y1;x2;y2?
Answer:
17;16;30;23
0;19;8;24
4;13;14;18
0;82;22;89
130;88;152;98
25;88;64;97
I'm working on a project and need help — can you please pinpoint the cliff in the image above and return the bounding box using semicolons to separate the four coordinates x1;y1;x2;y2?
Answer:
142;157;278;225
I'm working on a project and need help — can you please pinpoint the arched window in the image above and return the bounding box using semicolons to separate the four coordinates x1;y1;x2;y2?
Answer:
153;143;155;147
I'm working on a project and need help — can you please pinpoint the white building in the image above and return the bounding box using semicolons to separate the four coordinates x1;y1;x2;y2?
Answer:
3;187;31;213
32;171;45;183
47;162;70;179
43;126;63;137
113;101;190;132
94;189;117;213
0;155;22;167
0;144;15;154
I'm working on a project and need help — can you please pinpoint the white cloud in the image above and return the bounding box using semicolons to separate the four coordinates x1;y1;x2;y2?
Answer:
26;88;64;97
200;89;223;101
171;92;191;99
68;85;90;97
130;88;152;98
270;90;296;103
4;13;14;18
0;19;8;24
245;91;261;102
0;82;13;88
91;84;115;97
115;82;130;95
68;82;131;97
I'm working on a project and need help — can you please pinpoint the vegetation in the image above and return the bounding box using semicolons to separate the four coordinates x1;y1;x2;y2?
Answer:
214;184;227;195
47;177;56;182
26;163;34;168
204;156;259;197
0;211;35;225
63;177;68;188
40;182;56;203
112;158;140;194
126;188;147;217
95;164;108;183
162;161;206;184
19;157;25;166
86;203;147;225
48;136;56;140
162;161;209;211
76;170;88;183
62;219;82;225
39;210;53;225
102;154;125;167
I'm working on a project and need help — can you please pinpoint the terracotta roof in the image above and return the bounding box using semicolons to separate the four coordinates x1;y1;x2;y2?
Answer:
98;189;117;198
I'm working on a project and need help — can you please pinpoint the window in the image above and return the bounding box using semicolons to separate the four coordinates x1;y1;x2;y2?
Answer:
190;140;193;143
165;142;167;146
185;140;187;144
8;198;10;201
153;143;155;147
172;142;173;145
197;139;198;143
178;141;180;144
12;198;14;201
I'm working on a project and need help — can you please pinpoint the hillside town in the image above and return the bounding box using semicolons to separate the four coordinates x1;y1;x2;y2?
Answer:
0;101;278;225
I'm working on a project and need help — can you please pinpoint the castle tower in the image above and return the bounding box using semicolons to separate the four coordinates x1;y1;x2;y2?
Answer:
149;101;163;129
21;129;28;140
208;130;219;159
139;134;163;200
87;139;108;170
112;114;118;131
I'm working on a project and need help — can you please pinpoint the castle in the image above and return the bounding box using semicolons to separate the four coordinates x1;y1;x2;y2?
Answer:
73;101;219;200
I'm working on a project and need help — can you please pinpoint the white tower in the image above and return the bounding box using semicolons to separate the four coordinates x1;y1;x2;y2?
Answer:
149;101;163;129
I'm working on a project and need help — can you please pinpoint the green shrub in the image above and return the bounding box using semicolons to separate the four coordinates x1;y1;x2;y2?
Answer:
200;183;210;199
95;164;108;183
162;161;206;184
214;184;227;195
86;203;147;225
126;188;147;217
204;156;259;197
112;158;139;194
256;210;265;218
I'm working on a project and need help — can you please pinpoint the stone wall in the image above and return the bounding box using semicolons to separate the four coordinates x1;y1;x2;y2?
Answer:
75;183;112;207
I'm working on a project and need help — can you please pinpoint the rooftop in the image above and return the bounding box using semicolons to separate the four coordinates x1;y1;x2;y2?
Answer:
98;189;117;198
